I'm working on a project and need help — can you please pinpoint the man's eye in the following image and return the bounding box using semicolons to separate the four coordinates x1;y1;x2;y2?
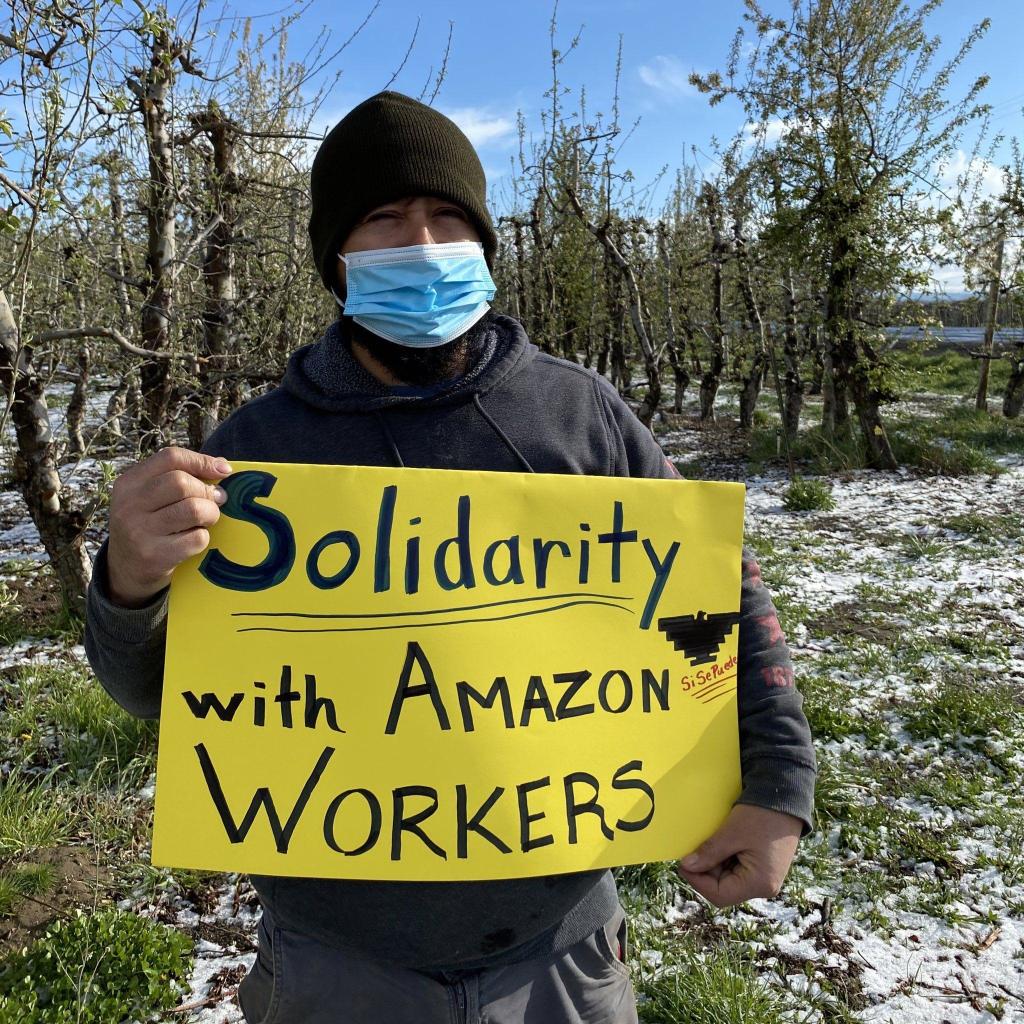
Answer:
366;211;399;222
437;208;466;219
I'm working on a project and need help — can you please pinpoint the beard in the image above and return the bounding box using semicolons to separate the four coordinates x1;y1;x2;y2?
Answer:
343;315;490;386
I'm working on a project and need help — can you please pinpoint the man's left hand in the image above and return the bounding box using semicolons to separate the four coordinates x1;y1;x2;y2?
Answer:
676;804;803;908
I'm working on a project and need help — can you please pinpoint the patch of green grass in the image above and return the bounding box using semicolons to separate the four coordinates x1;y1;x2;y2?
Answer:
945;630;1010;662
783;476;836;512
616;861;680;916
914;403;1024;453
888;431;1001;475
890;349;1011;397
633;925;799;1024
903;675;1023;746
942;512;1024;542
6;664;157;786
748;399;1016;475
0;863;57;917
769;592;812;638
799;675;886;744
748;424;865;474
899;534;946;559
0;771;74;858
0;582;29;646
810;756;868;830
742;528;779;561
0;908;193;1024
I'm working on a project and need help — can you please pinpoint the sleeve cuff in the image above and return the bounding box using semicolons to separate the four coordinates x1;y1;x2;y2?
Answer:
86;541;169;646
736;756;817;837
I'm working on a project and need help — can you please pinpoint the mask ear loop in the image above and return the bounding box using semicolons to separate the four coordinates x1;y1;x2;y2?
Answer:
332;252;350;309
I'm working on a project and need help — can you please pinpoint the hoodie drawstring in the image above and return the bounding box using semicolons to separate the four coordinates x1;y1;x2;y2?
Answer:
473;394;535;472
374;410;405;467
374;396;535;473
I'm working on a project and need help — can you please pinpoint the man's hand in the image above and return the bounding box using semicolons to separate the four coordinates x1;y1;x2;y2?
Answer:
106;447;232;608
677;804;803;908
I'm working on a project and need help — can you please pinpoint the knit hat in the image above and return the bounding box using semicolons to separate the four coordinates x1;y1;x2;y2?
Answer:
308;91;497;293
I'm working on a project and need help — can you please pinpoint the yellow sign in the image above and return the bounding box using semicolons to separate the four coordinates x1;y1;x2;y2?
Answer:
152;463;745;882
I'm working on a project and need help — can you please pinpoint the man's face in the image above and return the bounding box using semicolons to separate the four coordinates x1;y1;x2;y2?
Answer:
334;195;488;386
335;195;482;294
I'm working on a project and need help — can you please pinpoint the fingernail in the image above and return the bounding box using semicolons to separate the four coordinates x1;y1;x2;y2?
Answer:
681;855;699;870
216;460;232;475
212;486;228;504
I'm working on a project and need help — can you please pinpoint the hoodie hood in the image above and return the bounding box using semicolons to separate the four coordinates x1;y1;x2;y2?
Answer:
283;312;537;413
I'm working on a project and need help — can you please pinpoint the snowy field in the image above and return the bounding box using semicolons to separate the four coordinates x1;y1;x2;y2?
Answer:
1;389;1022;1023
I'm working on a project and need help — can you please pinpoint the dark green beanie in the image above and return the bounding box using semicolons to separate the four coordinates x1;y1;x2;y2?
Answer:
308;91;497;293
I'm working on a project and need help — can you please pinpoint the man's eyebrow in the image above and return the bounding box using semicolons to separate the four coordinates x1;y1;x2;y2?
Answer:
363;197;416;217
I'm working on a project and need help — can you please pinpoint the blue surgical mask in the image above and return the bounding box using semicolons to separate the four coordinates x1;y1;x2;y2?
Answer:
335;241;497;348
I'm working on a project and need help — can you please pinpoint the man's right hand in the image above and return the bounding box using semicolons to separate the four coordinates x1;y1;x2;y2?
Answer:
106;447;233;608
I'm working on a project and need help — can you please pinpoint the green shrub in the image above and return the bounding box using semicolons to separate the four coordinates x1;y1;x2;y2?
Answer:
0;908;194;1024
782;476;836;512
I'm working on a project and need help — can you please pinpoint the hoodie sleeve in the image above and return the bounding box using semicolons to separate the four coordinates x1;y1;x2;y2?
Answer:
83;426;239;721
597;375;816;834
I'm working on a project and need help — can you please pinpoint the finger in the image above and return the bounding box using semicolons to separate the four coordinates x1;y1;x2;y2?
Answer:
142;470;228;514
710;863;770;906
680;861;759;909
153;528;213;570
679;826;746;874
150;496;222;536
143;447;233;484
678;869;731;907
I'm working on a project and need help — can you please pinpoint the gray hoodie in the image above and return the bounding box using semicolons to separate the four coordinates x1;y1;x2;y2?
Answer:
84;312;815;972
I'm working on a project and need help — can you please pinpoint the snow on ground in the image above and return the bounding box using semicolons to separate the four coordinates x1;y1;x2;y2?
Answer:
1;386;1021;1021
638;458;1024;1023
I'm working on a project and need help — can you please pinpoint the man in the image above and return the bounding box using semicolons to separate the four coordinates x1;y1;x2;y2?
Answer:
85;91;815;1024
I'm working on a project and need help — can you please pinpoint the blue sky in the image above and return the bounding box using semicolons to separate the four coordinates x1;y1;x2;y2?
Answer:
268;0;1024;216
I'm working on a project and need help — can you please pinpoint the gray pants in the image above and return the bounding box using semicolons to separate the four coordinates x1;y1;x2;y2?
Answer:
237;905;639;1024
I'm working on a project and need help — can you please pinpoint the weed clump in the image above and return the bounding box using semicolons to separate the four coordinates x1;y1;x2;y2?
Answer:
0;908;193;1024
782;477;836;512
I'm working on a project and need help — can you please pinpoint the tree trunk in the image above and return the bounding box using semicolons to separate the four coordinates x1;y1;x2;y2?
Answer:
821;342;836;438
1004;344;1024;418
977;219;1006;412
733;216;768;431
781;271;804;436
825;234;896;467
657;223;689;413
133;27;178;445
0;289;91;614
700;185;727;423
187;103;240;447
126;367;144;436
103;371;128;442
61;245;89;457
512;219;528;324
66;342;90;456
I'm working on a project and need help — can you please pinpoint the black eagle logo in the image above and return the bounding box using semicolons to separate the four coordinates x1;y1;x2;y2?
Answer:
657;610;741;666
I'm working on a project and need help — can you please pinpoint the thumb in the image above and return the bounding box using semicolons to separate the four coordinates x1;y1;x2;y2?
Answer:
679;823;743;873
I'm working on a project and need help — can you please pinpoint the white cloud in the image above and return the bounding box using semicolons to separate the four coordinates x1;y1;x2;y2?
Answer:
741;116;830;150
637;56;695;98
935;149;1007;206
742;118;788;147
443;107;516;149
